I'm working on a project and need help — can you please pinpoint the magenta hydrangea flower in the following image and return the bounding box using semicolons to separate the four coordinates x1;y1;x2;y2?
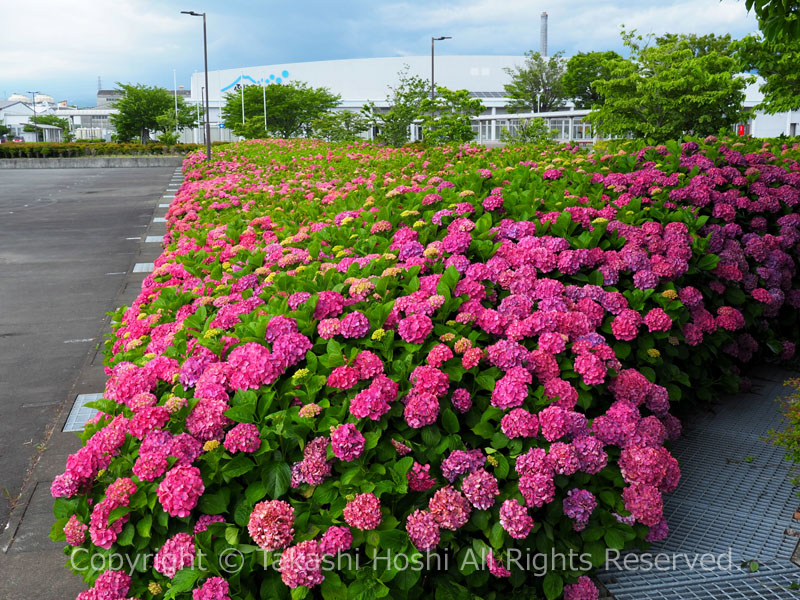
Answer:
499;499;534;539
248;500;295;551
562;488;597;531
404;392;440;428
428;486;472;530
193;576;231;600
461;468;500;510
194;514;225;533
223;422;261;454
154;532;196;578
519;471;556;508
451;387;472;413
318;526;353;556
64;514;88;546
279;540;324;589
564;576;599;600
462;347;483;369
406;509;441;550
501;408;539;438
157;465;205;518
441;449;485;481
327;365;360;390
397;313;434;344
340;311;370;338
317;318;341;339
330;423;365;461
622;483;663;526
644;307;673;332
486;551;511;577
343;493;382;530
353;351;384;379
427;344;454;367
408;461;437;491
410;365;450;398
186;398;232;442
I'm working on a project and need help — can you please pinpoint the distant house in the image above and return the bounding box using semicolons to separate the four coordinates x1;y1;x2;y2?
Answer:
0;101;36;141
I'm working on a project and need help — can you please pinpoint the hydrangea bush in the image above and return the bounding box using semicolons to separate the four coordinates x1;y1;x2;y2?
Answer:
52;136;800;600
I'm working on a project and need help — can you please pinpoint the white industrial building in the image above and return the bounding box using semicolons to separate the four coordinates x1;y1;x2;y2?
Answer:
187;55;798;145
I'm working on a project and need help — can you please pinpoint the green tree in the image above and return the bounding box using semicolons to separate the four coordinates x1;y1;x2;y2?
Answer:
734;34;800;113
221;81;340;139
0;124;10;138
368;67;430;147
499;117;558;144
417;87;484;145
562;51;622;108
585;29;751;141
743;0;800;41
311;110;371;142
23;114;74;142
503;51;566;113
654;33;733;57
111;84;196;143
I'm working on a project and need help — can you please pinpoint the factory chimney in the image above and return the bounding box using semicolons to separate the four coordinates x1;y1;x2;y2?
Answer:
540;12;548;57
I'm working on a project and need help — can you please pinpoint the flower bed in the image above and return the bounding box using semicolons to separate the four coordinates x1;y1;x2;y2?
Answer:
52;137;800;600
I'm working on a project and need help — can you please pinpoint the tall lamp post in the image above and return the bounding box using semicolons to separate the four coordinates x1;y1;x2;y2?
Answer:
181;10;212;161
430;36;452;101
27;90;39;141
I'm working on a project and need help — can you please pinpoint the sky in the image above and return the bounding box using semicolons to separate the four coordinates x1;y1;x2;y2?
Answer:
1;0;760;108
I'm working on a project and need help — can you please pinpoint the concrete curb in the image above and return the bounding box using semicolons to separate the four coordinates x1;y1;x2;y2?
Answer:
0;157;185;169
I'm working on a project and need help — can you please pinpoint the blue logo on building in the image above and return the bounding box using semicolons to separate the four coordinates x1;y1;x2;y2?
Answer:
221;70;291;92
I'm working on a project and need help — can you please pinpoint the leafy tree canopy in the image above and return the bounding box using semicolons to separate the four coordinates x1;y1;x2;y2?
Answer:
221;81;340;139
655;33;734;57
110;84;195;143
743;0;800;41
585;29;751;141
418;87;484;145
562;51;622;109
503;51;566;113
311;110;371;142
498;117;558;144
367;67;430;147
734;34;800;113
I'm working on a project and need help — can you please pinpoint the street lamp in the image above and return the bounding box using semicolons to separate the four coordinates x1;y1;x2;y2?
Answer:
27;90;39;141
181;10;212;161
430;36;452;101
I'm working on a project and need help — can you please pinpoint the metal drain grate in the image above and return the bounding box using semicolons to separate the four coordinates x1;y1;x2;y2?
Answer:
597;372;800;599
63;393;101;432
132;262;155;273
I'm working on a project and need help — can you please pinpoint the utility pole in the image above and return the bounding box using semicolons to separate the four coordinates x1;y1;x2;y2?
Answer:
27;90;39;141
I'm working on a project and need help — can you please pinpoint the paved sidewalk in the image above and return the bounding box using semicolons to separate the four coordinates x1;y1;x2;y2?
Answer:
0;167;179;600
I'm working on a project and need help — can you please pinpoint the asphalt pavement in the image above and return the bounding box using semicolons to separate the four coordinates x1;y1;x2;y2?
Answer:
0;167;174;599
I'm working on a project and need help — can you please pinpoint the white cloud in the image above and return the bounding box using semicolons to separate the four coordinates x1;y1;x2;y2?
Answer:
0;0;192;81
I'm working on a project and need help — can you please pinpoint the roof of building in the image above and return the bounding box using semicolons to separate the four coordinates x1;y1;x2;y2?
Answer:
191;55;526;105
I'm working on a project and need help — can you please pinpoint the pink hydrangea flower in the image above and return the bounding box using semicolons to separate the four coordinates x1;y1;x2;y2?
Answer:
193;576;231;600
486;551;511;577
248;500;295;551
223;422;261;453
279;540;324;589
461;468;500;510
398;314;434;344
499;499;534;539
64;514;88;546
157;465;205;518
406;509;440;550
318;526;353;555
330;423;365;461
340;311;370;338
501;408;539;438
564;576;599;600
404;392;440;428
154;532;196;578
428;486;471;530
343;493;382;530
